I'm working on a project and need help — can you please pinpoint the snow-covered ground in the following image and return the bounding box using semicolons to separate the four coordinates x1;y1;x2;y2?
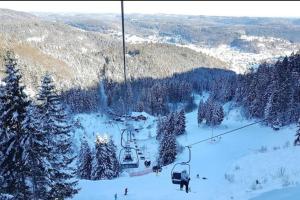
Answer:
71;94;300;200
250;185;300;200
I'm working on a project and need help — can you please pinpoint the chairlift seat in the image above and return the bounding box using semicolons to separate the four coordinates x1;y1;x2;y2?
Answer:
120;163;139;169
172;172;182;184
124;154;133;162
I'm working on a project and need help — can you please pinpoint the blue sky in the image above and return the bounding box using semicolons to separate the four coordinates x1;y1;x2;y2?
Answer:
1;1;300;18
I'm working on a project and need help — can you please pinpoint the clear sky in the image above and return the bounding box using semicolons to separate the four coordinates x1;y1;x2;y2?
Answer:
1;1;300;18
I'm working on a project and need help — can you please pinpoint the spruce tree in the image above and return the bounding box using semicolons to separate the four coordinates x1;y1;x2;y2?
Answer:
175;110;186;135
156;116;165;140
92;135;108;180
211;103;224;126
158;113;177;166
197;100;205;125
37;73;78;199
0;51;31;199
77;139;93;180
205;98;214;126
158;128;177;166
264;83;281;127
165;112;175;135
22;103;50;200
92;135;119;180
106;138;120;178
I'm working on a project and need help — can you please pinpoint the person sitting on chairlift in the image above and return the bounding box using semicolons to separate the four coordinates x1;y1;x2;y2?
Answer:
180;170;190;193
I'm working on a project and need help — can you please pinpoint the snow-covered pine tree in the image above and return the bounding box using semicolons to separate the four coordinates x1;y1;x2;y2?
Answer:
149;83;168;116
197;100;205;125
205;98;214;126
37;73;78;199
22;102;51;200
294;118;300;146
106;138;120;178
0;51;31;199
251;63;271;118
77;139;93;180
92;135;108;180
156;116;165;140
92;135;119;179
264;83;281;127
211;102;224;126
166;112;175;135
158;113;177;166
174;110;186;135
158;129;177;166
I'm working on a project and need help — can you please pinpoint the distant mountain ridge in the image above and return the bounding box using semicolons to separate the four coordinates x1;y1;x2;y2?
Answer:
0;8;227;96
35;12;300;73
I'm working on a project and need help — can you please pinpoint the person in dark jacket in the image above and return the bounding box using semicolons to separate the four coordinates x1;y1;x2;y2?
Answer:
180;170;190;193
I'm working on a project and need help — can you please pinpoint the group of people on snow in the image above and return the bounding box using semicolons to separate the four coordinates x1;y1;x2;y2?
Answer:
114;168;191;199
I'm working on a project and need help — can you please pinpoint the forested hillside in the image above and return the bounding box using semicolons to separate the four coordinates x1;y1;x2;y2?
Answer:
234;52;300;127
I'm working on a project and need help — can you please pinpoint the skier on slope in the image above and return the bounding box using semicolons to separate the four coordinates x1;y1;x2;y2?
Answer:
180;170;190;193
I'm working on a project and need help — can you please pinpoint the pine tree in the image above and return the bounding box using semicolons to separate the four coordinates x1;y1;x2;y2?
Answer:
92;135;119;180
294;118;300;146
158;128;177;166
158;113;177;166
77;139;93;180
107;138;120;178
264;82;281;127
92;136;107;180
163;112;176;135
175;110;186;135
37;73;78;199
22;103;51;200
205;98;214;126
197;100;205;125
156;116;165;140
211;103;224;126
0;51;31;199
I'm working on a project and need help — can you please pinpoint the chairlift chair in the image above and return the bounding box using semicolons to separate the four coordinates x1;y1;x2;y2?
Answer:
171;146;191;184
119;129;139;170
124;153;133;162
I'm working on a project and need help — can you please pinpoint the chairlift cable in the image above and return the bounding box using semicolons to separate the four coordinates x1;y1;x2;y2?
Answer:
186;118;267;147
121;0;127;85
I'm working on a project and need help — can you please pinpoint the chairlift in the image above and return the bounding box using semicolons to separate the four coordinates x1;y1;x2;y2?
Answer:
171;146;191;184
119;129;139;170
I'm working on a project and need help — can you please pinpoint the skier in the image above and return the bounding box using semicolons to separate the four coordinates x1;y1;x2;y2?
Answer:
180;170;190;193
124;188;128;196
114;193;117;200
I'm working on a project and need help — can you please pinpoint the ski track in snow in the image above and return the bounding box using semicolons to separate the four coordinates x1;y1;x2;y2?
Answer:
72;93;300;200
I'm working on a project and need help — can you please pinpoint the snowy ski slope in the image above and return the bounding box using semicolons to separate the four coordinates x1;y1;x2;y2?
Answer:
72;94;300;200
